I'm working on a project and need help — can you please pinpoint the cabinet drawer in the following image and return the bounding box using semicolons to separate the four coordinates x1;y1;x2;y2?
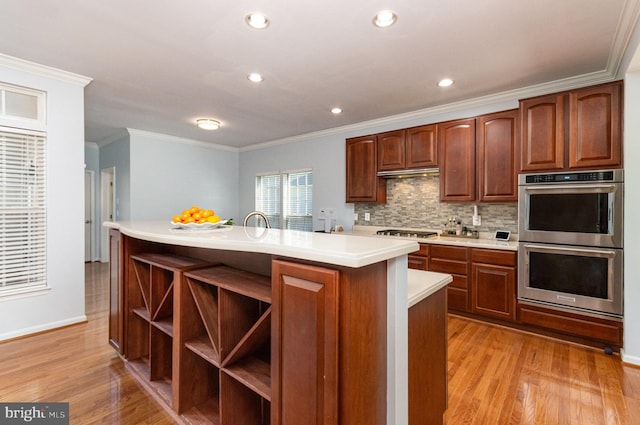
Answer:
430;258;467;275
448;274;468;290
430;245;468;261
414;243;429;257
448;287;468;312
471;248;516;267
517;303;623;346
408;255;428;270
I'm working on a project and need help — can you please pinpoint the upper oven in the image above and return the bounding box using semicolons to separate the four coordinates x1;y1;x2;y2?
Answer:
518;170;623;248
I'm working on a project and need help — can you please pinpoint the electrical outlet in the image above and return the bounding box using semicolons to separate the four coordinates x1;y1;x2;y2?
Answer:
354;213;358;221
364;212;370;221
473;215;481;226
319;209;326;219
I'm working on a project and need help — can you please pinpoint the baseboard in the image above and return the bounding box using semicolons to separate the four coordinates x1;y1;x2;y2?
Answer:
621;348;640;366
0;315;88;342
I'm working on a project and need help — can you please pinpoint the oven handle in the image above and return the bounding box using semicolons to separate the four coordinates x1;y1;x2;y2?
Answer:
521;243;616;257
523;184;617;192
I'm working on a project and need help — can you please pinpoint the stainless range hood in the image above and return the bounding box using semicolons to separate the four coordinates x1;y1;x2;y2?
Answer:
377;168;440;178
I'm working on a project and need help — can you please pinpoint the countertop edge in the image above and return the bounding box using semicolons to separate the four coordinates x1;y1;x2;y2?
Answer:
407;270;452;308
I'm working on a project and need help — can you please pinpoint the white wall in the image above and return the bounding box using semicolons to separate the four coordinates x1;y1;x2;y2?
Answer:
100;133;131;221
128;130;240;222
0;58;89;340
622;71;640;364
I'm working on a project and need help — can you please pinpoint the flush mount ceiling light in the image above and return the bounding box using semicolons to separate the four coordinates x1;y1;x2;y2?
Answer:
373;10;397;28
331;107;343;114
438;78;454;87
247;72;264;83
246;13;270;29
196;119;220;130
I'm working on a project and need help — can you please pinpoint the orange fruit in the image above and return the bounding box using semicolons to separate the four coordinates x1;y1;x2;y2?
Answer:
184;217;196;223
189;206;199;214
201;210;212;218
182;209;191;216
172;215;182;223
181;212;190;220
193;212;202;220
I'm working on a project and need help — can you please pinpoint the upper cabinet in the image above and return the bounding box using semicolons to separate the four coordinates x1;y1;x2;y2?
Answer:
520;81;622;172
377;125;438;171
476;110;519;202
438;119;476;202
439;110;519;203
345;135;386;203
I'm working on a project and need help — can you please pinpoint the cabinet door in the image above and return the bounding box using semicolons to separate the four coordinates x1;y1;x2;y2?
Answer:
406;124;438;168
520;94;565;171
109;228;123;354
377;129;406;171
272;260;339;425
470;249;516;321
569;82;622;169
346;135;386;203
476;110;518;202
438;118;476;202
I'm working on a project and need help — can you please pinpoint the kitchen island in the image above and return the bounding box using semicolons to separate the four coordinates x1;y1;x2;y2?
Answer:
105;221;451;425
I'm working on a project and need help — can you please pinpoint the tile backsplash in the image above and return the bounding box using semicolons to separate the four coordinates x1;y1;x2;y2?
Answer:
353;176;518;234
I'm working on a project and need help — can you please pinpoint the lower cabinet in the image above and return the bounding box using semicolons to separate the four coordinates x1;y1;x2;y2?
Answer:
271;260;339;425
470;249;517;321
429;245;470;312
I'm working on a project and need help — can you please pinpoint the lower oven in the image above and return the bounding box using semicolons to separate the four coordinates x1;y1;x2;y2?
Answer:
518;242;623;318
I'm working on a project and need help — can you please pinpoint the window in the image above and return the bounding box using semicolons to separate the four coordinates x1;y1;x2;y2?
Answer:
255;169;312;231
0;127;47;295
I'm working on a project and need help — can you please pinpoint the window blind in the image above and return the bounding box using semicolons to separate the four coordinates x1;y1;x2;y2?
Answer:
256;170;312;231
0;128;46;291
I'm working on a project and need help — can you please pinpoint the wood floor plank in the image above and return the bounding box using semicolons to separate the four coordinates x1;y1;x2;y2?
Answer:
1;264;639;424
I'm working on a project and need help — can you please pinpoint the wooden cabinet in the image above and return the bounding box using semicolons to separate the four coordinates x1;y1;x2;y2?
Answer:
429;245;469;312
407;124;438;168
520;81;622;172
408;287;447;425
377;125;438;171
377;130;406;171
439;112;518;203
476;110;518;202
470;249;516;321
108;228;123;354
272;260;339;425
569;82;622;169
438;118;476;202
517;302;623;348
408;243;429;270
346;135;386;203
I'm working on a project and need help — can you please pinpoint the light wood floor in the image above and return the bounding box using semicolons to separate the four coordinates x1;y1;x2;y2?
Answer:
0;262;638;424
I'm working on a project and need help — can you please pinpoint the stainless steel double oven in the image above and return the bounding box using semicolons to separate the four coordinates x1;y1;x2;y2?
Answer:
518;170;623;318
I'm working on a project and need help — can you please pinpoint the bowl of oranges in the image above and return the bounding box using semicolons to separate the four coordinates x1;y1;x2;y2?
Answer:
171;206;228;229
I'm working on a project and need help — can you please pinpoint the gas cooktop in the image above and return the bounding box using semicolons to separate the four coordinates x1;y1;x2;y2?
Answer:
375;229;438;239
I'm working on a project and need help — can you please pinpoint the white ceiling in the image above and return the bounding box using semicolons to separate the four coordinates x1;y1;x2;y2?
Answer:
1;0;639;148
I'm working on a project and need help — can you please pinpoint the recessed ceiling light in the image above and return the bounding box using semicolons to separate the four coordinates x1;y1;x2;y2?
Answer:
331;107;343;114
438;78;454;87
248;73;264;83
246;13;269;29
196;119;220;130
373;10;397;28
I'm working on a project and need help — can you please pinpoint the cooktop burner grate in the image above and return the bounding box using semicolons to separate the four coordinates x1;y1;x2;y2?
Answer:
375;229;438;239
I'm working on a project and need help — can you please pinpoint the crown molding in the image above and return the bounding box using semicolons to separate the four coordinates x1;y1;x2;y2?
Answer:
127;128;239;153
94;129;130;147
241;69;617;152
0;53;92;87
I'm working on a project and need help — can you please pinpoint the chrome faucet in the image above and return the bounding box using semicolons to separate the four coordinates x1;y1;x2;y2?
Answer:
242;211;271;228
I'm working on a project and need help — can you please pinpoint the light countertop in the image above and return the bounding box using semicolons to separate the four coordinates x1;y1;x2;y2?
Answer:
350;225;518;251
407;269;452;308
104;221;419;268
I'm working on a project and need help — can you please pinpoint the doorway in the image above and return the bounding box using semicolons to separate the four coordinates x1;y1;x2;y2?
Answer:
100;167;116;262
84;170;95;262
